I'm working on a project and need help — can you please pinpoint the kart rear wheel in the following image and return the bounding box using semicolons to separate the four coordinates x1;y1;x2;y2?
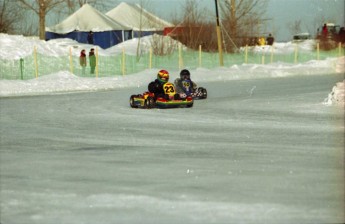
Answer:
145;96;155;109
130;95;138;108
200;87;207;99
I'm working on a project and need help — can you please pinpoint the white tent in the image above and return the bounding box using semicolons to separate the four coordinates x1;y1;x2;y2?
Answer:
46;3;130;33
106;2;174;33
45;4;131;48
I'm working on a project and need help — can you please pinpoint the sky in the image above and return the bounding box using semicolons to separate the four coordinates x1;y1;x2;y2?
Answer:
42;0;345;41
96;0;345;41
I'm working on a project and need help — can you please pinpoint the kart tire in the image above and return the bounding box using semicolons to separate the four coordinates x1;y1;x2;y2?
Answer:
187;102;193;108
145;96;155;109
200;87;207;99
130;95;138;108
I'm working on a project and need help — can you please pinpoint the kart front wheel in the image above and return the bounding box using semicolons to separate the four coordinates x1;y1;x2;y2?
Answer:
145;96;155;109
130;95;138;108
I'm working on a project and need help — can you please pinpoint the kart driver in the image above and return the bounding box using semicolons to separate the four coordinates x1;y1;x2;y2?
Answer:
148;69;170;98
174;69;197;96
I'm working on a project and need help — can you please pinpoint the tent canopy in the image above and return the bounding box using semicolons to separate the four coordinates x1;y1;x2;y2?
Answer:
46;3;130;34
106;2;173;32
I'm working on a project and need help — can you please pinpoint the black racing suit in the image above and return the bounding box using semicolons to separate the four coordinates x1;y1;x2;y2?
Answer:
148;79;165;99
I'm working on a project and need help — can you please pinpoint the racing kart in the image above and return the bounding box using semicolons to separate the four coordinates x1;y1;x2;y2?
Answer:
176;79;207;100
130;82;194;109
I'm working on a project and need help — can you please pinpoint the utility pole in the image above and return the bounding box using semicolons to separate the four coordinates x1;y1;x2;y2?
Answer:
214;0;224;66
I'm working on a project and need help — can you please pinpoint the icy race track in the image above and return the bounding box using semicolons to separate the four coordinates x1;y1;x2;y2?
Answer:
0;73;344;224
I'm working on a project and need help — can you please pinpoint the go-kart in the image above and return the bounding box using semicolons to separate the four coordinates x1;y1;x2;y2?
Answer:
130;82;194;109
176;79;207;100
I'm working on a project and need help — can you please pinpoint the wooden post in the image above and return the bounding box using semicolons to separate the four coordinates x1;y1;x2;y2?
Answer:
95;47;99;78
339;42;342;57
245;45;248;64
149;47;152;69
122;48;125;76
261;54;265;65
179;43;183;70
294;44;298;63
34;46;38;78
215;0;224;66
69;47;73;74
199;45;202;67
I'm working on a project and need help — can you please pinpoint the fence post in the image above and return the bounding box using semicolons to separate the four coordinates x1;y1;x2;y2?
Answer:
294;44;298;63
122;48;126;76
149;47;152;69
33;46;38;78
199;45;202;67
245;45;248;64
20;58;24;80
339;42;342;57
179;43;183;70
261;54;265;65
69;47;73;74
95;47;99;78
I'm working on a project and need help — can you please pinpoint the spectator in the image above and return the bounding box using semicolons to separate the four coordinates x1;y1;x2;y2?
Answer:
89;48;96;74
79;49;87;76
322;24;328;37
87;31;94;44
266;33;274;46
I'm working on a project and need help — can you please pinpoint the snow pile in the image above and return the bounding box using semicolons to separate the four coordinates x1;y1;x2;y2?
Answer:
324;56;345;106
0;33;182;59
240;39;316;54
324;80;345;106
104;34;184;56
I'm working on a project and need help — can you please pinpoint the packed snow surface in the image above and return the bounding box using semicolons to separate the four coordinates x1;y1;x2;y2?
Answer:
0;34;344;224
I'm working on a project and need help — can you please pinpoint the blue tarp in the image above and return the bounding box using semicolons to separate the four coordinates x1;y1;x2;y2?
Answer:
45;30;132;49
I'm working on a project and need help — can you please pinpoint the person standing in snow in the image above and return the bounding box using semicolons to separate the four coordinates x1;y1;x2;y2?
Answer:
79;49;87;76
322;24;328;38
87;31;94;44
89;48;96;75
266;33;274;46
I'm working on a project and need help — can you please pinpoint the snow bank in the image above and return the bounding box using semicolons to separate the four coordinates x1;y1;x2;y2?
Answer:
324;80;345;106
323;56;345;106
0;33;182;59
239;40;316;54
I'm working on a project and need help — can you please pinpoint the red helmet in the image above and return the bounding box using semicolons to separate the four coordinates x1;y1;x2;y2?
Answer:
157;70;169;83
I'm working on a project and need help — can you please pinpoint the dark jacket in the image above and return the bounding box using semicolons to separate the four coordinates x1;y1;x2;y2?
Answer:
148;79;165;96
87;32;94;44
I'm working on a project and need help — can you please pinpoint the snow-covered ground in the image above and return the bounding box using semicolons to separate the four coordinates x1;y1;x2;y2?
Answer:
0;34;344;223
0;33;344;105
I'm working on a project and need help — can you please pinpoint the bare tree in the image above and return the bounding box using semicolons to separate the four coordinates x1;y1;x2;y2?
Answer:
0;0;24;33
15;0;105;39
17;0;67;39
171;0;216;51
219;0;269;50
287;20;303;36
